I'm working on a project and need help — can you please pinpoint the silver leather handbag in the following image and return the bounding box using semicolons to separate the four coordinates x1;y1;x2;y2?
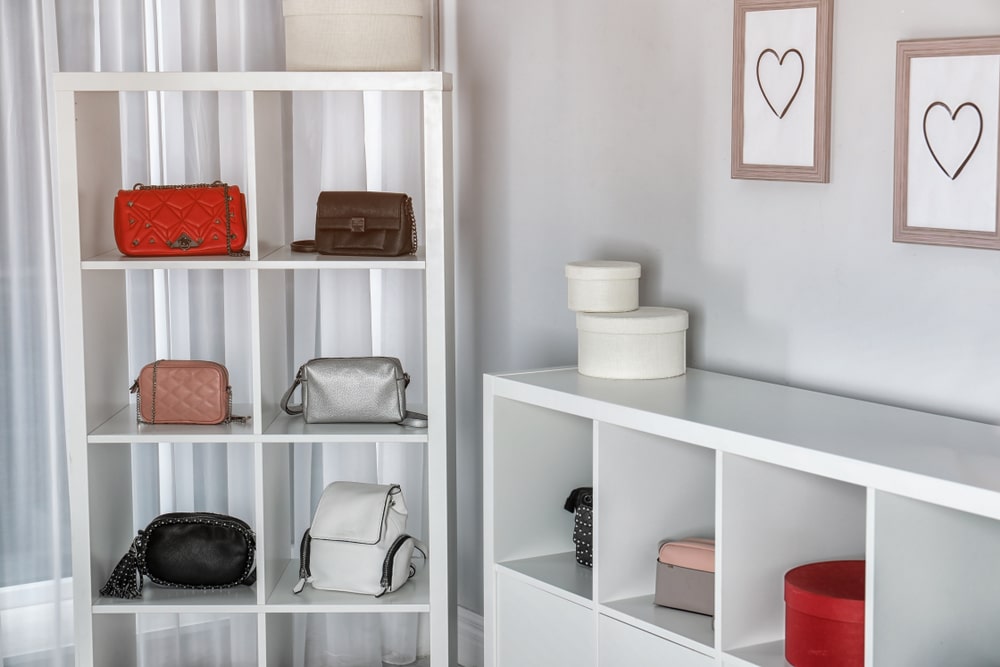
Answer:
280;357;427;427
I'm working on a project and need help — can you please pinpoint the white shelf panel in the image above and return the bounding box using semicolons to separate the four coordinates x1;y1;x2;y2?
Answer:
601;594;715;654
262;412;428;442
92;583;258;614
88;405;257;442
495;552;592;608
723;640;787;667
258;245;426;269
492;367;1000;519
266;559;430;613
81;247;427;270
54;71;452;92
81;249;254;270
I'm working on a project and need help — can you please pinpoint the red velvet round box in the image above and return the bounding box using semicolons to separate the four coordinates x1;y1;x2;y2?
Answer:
784;560;865;666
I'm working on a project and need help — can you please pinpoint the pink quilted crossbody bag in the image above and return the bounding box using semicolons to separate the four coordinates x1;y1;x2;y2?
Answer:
130;360;246;425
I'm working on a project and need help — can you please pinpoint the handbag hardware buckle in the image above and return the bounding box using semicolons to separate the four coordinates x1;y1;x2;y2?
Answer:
168;233;204;251
350;217;366;232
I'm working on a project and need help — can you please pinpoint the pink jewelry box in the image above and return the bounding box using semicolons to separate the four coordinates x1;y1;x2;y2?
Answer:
654;537;715;616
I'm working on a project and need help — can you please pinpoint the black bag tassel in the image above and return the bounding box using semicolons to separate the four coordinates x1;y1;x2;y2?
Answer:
99;535;143;599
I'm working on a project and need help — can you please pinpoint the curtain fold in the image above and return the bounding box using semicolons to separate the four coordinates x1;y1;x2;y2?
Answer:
3;1;429;665
0;0;73;665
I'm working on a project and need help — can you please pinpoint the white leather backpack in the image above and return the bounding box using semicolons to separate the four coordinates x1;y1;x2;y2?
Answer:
293;481;427;597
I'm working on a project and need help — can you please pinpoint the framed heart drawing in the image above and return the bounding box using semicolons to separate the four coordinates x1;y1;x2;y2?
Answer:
893;36;1000;250
732;0;833;182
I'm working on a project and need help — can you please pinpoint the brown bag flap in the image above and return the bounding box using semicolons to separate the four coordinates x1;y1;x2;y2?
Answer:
316;191;409;232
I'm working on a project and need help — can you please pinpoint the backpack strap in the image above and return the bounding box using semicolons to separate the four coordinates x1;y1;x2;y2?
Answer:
292;528;312;594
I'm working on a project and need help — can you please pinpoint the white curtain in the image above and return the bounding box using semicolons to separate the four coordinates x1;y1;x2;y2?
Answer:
0;1;72;665
2;1;428;665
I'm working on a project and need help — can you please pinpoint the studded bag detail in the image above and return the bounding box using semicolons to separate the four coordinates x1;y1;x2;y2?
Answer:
130;360;248;425
99;512;257;599
113;181;249;257
564;487;594;568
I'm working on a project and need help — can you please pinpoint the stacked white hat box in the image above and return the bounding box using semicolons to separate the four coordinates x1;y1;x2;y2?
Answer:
565;260;689;380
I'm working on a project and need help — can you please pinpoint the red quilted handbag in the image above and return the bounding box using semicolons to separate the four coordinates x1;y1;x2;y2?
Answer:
129;360;248;425
113;181;249;257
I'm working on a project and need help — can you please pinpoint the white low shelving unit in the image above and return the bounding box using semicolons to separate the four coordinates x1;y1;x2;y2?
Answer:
54;71;456;666
483;366;1000;667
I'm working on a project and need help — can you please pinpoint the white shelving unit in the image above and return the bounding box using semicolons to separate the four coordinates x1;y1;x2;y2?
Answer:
53;71;456;666
483;366;1000;667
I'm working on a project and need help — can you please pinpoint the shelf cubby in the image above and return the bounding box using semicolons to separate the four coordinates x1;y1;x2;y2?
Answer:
92;613;259;667
254;267;428;432
87;441;258;607
871;491;1000;666
262;611;430;667
489;397;593;567
596;423;716;650
78;266;257;435
718;453;865;660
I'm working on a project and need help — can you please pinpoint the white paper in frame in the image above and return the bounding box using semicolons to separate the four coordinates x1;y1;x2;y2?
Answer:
732;0;833;183
893;36;1000;250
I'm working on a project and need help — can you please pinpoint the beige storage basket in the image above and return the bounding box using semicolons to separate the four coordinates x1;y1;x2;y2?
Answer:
283;0;424;71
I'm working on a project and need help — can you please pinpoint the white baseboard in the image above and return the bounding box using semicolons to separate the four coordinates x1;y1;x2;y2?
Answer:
457;605;484;667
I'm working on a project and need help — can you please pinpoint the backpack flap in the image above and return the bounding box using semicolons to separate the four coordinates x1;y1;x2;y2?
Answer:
310;481;407;543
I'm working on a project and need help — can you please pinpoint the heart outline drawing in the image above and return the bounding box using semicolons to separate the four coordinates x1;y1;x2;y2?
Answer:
922;101;983;181
756;48;804;119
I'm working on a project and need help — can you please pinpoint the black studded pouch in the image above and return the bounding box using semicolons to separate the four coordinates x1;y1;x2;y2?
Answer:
100;512;256;599
564;487;594;568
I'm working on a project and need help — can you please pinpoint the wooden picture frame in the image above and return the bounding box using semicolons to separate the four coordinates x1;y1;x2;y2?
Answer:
732;0;833;182
893;36;1000;250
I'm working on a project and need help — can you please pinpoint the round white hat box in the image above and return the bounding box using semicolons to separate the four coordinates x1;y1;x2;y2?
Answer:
565;260;641;312
577;307;689;379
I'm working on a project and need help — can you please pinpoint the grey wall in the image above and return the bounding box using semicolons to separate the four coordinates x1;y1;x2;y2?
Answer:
449;0;1000;615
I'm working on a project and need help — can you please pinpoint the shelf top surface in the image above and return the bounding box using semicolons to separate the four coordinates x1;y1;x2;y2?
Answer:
267;559;430;611
496;552;592;606
487;367;1000;508
89;405;257;442
53;71;452;92
80;247;427;270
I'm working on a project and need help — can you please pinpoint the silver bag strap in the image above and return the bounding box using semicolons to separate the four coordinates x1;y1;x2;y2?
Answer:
279;367;305;415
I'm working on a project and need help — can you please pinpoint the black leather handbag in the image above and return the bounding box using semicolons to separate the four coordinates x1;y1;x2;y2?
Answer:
100;512;256;599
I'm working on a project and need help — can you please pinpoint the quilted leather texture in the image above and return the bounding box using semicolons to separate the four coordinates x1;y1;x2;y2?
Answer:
137;360;229;424
114;185;247;256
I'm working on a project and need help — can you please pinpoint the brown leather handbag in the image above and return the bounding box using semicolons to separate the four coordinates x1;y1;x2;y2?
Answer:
293;191;417;257
129;360;247;425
